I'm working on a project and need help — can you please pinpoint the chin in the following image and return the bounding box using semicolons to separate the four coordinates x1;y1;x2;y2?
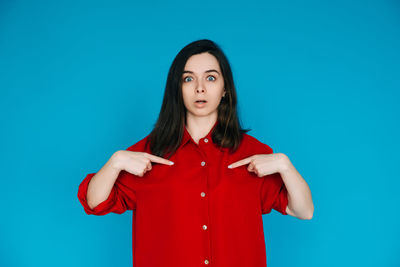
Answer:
192;108;218;117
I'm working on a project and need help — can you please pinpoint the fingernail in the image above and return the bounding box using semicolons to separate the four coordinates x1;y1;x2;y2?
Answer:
169;161;174;165
228;165;232;169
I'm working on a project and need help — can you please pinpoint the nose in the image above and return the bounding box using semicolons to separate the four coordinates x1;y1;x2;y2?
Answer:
196;80;206;93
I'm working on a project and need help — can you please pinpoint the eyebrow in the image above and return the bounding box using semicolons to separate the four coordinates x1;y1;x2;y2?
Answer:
182;69;220;75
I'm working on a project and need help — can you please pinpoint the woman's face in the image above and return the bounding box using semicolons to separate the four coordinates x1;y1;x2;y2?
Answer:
181;52;226;119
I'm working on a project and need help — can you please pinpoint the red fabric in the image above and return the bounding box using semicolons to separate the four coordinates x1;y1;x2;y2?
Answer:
77;120;288;267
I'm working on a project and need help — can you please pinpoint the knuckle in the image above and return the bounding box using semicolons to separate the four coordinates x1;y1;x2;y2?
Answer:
113;150;122;159
278;152;287;160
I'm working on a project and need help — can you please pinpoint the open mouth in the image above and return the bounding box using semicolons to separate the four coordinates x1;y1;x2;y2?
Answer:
194;100;207;108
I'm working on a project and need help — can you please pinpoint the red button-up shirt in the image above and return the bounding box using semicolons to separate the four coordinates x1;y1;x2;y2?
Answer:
77;120;288;267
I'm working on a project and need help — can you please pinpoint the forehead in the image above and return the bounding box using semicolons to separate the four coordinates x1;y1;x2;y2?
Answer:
184;52;221;73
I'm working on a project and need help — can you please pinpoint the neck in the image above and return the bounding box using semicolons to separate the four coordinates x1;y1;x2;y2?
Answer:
185;113;217;144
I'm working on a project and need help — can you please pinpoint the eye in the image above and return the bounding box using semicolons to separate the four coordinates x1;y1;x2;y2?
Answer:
207;76;216;81
183;76;193;82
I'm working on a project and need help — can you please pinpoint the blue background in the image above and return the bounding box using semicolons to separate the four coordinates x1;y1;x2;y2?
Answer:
1;0;399;266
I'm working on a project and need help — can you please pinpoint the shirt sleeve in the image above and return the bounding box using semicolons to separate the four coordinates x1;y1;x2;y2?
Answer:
77;135;150;215
259;143;289;215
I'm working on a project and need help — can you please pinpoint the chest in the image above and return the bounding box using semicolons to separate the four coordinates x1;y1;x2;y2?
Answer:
130;146;262;200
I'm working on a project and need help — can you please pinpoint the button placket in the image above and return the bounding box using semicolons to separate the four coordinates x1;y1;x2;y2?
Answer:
199;155;211;266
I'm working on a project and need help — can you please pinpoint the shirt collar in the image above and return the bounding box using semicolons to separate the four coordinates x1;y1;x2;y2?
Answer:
180;120;219;148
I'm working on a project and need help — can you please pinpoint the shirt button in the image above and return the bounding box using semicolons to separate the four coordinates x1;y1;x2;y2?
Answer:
204;138;208;143
204;259;209;265
202;225;207;230
201;161;206;166
200;192;206;197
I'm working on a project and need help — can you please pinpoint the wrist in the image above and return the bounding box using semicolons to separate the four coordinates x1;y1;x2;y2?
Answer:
109;151;123;171
277;153;291;174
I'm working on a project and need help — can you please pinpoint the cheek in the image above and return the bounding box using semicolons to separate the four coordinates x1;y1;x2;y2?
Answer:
181;87;190;100
181;88;193;108
210;86;225;100
213;81;225;95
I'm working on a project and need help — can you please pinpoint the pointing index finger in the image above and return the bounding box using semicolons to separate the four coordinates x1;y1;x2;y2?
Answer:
144;153;174;165
228;156;253;169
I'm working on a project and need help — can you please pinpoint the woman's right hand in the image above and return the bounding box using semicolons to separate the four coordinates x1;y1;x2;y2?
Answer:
111;150;174;177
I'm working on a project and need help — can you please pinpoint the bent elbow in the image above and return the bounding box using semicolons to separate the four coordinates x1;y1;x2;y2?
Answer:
304;208;314;220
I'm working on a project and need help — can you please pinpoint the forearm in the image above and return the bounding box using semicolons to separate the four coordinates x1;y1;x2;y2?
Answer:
87;152;122;209
277;153;314;219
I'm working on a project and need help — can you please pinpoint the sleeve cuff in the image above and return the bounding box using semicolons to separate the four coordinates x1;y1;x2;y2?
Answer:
275;184;289;215
77;173;118;215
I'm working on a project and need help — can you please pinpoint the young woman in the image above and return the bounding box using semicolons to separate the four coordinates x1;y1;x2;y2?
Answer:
77;39;314;267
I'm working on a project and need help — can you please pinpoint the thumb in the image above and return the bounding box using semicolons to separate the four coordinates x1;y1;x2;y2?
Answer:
146;162;152;171
247;163;254;172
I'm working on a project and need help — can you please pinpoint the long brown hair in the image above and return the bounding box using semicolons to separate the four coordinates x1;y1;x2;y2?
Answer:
146;39;250;159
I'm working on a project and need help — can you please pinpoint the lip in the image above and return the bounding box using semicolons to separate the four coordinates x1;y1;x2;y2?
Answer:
194;101;207;108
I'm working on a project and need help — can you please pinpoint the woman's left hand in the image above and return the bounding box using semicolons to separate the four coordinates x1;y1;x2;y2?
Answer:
227;153;288;177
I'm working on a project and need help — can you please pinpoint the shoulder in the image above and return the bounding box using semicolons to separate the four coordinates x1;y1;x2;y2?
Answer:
125;134;151;153
241;133;274;155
